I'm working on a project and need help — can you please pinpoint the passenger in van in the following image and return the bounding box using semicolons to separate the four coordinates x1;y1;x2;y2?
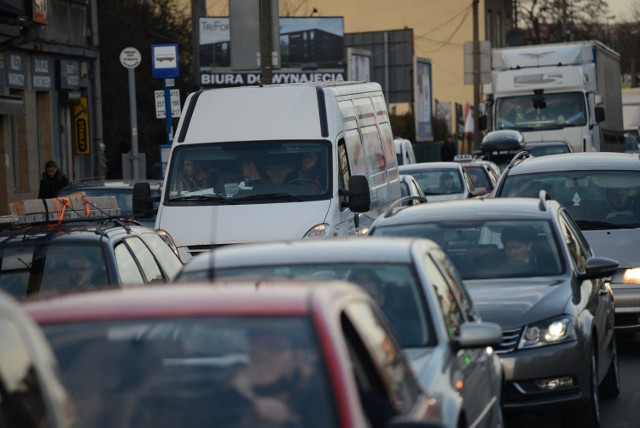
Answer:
240;156;272;186
176;160;217;193
284;152;325;187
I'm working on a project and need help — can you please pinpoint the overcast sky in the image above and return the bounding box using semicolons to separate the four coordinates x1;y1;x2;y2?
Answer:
608;0;638;22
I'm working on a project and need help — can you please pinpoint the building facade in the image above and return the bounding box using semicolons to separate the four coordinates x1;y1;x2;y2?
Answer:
0;0;102;215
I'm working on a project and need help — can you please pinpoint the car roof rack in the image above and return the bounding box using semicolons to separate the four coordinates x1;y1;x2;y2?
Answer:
2;194;122;228
381;196;428;218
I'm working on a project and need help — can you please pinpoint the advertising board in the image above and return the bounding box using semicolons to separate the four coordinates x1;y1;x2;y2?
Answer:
199;17;345;87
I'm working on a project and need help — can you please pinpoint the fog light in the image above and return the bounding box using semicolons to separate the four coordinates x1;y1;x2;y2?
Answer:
535;376;575;390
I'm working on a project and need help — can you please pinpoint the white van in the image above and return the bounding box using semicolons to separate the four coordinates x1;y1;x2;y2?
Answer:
135;81;401;261
393;137;417;165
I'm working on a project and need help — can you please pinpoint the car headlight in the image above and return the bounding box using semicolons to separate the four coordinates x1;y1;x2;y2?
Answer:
519;316;576;349
622;268;640;284
156;228;179;257
303;223;330;239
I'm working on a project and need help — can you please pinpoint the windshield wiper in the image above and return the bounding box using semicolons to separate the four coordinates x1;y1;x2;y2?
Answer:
575;220;628;230
170;194;234;204
233;193;302;202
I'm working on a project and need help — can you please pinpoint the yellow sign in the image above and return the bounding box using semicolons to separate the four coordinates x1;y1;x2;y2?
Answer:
73;96;90;155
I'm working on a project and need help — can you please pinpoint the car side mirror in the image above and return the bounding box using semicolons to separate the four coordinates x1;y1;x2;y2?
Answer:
579;256;619;280
133;182;159;218
454;321;502;351
470;187;488;197
594;107;605;123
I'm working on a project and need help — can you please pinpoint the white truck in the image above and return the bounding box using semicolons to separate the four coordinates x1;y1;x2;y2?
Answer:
488;40;624;152
623;87;640;139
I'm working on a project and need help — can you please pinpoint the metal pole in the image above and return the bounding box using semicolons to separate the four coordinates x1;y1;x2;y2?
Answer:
259;0;273;84
128;68;140;179
90;0;105;178
191;0;206;88
164;79;173;145
472;0;481;151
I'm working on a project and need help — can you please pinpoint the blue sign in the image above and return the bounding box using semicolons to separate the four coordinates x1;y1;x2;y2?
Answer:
152;44;179;78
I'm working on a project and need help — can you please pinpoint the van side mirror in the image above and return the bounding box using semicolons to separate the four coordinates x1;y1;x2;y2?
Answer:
133;182;158;218
345;175;371;213
594;107;605;123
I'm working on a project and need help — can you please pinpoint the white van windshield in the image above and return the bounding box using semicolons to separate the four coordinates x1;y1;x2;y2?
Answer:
166;141;332;204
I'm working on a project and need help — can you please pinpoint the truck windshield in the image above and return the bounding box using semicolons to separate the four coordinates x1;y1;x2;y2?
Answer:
496;92;586;131
165;140;332;204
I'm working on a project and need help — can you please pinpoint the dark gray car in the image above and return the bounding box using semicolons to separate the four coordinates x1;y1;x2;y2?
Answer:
368;196;619;427
493;152;640;338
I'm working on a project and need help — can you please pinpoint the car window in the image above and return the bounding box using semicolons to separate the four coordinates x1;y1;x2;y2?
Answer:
421;254;465;337
42;316;336;428
123;237;163;282
343;301;421;420
429;247;477;321
209;262;435;348
139;233;182;280
559;212;589;274
0;244;107;297
114;242;145;284
372;220;564;279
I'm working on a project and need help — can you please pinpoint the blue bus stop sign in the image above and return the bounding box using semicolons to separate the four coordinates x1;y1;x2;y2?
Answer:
152;44;179;78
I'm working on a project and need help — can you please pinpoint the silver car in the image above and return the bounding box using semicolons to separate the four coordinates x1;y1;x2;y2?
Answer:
176;237;505;428
399;162;485;202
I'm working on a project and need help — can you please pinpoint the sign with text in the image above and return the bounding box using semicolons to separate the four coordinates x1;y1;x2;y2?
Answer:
73;96;91;155
154;89;181;119
199;16;345;87
152;44;179;78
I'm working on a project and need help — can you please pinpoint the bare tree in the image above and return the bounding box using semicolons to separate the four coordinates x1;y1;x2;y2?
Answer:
98;0;193;178
516;0;609;44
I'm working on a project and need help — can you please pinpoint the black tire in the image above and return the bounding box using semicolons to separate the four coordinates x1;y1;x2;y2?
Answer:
563;349;600;428
599;337;621;399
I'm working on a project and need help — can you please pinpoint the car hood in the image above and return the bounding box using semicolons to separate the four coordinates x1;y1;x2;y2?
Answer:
465;277;571;329
583;229;640;269
403;348;436;387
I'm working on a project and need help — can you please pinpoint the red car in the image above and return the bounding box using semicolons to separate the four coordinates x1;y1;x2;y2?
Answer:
24;282;443;428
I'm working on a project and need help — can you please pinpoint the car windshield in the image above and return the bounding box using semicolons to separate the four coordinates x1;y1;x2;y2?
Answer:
495;91;587;132
501;171;640;229
401;168;463;195
43;316;336;428
371;220;564;280
179;263;435;348
165;141;332;204
0;244;108;298
463;166;492;190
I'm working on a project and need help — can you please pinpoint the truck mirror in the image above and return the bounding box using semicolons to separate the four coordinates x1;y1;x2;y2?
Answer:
595;106;605;123
132;182;158;218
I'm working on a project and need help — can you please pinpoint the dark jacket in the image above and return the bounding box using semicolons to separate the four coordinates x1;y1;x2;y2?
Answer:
38;170;69;199
440;141;457;161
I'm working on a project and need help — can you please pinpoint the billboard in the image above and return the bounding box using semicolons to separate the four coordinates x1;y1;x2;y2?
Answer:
199;17;345;87
415;57;433;142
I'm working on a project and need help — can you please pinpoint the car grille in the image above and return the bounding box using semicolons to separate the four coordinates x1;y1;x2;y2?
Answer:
495;327;522;354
